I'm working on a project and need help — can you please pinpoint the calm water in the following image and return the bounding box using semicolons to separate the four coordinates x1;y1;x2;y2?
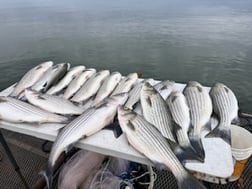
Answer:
0;0;252;111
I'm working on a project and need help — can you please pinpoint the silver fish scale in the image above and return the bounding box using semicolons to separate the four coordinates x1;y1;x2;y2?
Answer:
184;84;212;135
111;73;138;95
130;114;186;178
63;69;96;99
49;108;97;164
49;93;128;167
167;92;190;133
25;90;83;115
150;94;176;142
11;61;53;97
125;81;143;109
5;97;52;117
71;70;109;102
210;84;238;126
175;128;191;147
1;97;67;122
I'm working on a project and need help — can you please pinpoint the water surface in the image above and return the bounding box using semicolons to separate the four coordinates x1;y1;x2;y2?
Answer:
0;0;252;111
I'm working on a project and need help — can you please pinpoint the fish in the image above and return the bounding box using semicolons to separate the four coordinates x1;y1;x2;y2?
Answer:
47;65;85;95
63;69;96;99
140;82;176;142
43;93;128;189
0;83;17;97
154;80;175;100
167;92;200;161
183;81;213;159
117;106;206;189
10;61;53;97
0;96;68;123
133;101;143;115
31;63;69;93
93;72;122;105
167;92;191;145
124;81;144;109
125;79;154;109
111;73;138;95
25;89;84;115
71;70;110;102
57;150;106;189
206;83;239;144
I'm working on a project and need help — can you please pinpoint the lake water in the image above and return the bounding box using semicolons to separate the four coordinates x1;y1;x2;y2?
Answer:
0;0;252;111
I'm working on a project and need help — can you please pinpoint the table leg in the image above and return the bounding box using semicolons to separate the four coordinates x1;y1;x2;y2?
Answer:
0;129;30;189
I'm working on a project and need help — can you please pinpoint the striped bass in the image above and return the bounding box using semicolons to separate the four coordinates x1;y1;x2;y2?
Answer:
111;73;138;95
154;80;175;100
141;82;176;142
47;66;85;95
25;89;84;115
31;63;69;93
125;81;144;109
167;92;191;146
0;96;68;123
183;81;212;159
71;70;110;102
10;61;53;97
117;106;206;189
125;79;154;109
63;69;96;99
206;83;238;144
43;93;128;189
167;92;201;162
93;72;122;105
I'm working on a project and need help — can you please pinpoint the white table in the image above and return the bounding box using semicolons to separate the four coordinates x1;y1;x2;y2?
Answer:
0;120;152;165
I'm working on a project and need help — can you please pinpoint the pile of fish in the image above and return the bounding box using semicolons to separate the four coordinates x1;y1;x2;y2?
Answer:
0;61;243;189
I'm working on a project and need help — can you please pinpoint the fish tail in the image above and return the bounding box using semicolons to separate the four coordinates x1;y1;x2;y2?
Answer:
205;125;231;144
39;164;53;189
189;135;205;160
181;145;205;163
177;173;206;189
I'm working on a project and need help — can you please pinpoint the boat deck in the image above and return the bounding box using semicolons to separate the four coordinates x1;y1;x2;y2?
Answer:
0;130;47;189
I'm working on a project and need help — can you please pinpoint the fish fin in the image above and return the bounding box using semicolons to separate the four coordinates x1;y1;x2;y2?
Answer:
39;164;53;189
95;72;101;76
189;135;205;160
42;82;48;88
224;86;229;93
38;95;46;100
171;121;182;141
64;143;76;154
187;123;194;137
35;65;42;70
177;173;206;189
165;138;204;163
201;120;212;135
171;95;178;103
205;125;231;144
103;121;123;138
60;115;74;124
146;96;152;107
231;116;240;125
160;85;168;90
196;86;203;92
